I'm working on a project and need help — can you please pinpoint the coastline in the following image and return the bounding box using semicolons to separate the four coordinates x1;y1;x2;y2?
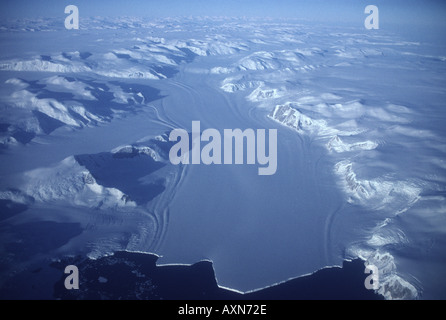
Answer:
1;251;383;300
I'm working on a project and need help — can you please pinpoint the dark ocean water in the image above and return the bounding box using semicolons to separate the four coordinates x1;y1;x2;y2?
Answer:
0;251;382;300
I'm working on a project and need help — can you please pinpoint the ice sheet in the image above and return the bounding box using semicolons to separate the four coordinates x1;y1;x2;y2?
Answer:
0;17;445;299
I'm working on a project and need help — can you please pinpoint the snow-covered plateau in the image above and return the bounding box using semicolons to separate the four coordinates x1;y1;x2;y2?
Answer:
0;16;445;299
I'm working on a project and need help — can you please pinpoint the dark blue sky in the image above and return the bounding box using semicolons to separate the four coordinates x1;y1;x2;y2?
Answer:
1;0;445;28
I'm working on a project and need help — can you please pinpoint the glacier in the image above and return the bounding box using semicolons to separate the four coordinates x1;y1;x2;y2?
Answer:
0;15;445;300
